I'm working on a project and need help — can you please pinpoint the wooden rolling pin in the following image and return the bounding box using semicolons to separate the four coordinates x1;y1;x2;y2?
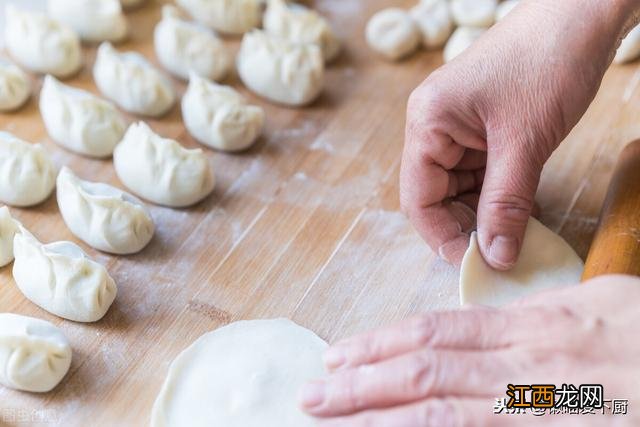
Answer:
583;139;640;280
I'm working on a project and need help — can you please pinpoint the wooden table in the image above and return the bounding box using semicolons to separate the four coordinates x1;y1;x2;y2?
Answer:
1;0;639;425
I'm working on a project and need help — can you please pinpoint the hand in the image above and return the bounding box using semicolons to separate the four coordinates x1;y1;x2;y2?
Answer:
400;0;636;269
299;275;640;426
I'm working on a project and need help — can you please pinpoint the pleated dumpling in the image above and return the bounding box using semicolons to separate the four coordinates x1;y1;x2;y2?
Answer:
237;30;324;106
56;167;155;255
47;0;128;43
176;0;262;35
4;5;82;78
154;5;230;82
12;226;118;323
0;206;20;267
0;60;31;112
94;42;175;117
0;132;56;207
263;0;340;62
182;74;264;152
113;122;215;207
40;75;126;158
0;313;72;393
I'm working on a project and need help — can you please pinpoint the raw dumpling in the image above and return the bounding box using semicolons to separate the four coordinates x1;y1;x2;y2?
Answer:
365;8;420;61
40;75;126;158
13;226;117;322
113;122;215;207
0;207;20;267
443;27;486;63
450;0;497;28
151;319;327;427
182;74;265;152
176;0;262;35
459;217;584;307
409;0;453;49
615;24;640;64
0;132;56;207
495;0;519;22
94;42;175;117
57;167;154;255
237;30;324;106
154;5;230;82
0;60;31;112
47;0;128;43
263;0;341;62
0;313;72;393
4;5;82;78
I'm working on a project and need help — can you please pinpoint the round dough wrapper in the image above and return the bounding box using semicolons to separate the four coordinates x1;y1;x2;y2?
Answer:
615;24;640;64
450;0;497;28
460;217;584;307
151;318;327;427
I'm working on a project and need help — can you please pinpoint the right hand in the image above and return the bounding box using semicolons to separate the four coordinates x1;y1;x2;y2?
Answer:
400;0;637;269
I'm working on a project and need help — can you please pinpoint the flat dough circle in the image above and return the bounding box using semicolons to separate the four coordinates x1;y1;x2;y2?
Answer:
460;217;584;307
151;318;327;427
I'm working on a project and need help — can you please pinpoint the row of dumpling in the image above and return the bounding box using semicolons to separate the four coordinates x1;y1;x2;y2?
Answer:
365;0;640;65
0;199;118;392
366;0;519;63
0;122;208;392
5;0;340;111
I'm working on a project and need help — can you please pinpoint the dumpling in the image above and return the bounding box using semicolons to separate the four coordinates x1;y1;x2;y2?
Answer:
615;24;640;64
113;122;215;207
154;5;230;82
0;206;20;267
263;0;340;62
409;0;453;50
182;74;265;152
176;0;262;35
4;5;82;78
365;8;420;61
443;27;487;63
13;226;117;323
0;313;72;393
47;0;128;43
0;132;56;207
450;0;497;28
56;167;155;255
40;75;126;158
0;60;31;112
237;30;324;106
94;42;175;117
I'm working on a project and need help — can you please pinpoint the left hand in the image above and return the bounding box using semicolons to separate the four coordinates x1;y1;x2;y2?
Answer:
299;275;640;426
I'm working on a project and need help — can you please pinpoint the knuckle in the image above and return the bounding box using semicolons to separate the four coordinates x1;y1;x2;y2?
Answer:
406;351;439;397
339;368;367;412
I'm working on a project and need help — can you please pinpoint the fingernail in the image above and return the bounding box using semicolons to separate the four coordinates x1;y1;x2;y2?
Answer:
323;347;346;370
488;236;518;268
299;381;326;408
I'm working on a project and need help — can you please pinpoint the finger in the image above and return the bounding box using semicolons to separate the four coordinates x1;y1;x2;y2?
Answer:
316;398;576;427
476;144;544;270
322;309;514;371
454;149;487;171
301;349;510;417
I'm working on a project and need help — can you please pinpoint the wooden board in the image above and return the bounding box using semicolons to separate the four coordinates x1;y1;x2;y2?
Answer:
1;0;639;425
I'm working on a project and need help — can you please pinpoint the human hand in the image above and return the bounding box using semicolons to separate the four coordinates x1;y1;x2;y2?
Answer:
400;0;637;269
299;275;640;426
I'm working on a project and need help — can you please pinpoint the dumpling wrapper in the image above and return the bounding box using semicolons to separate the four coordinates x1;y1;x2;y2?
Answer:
151;318;327;427
460;217;584;307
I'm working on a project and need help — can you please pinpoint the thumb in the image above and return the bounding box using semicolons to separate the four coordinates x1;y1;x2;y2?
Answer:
476;144;545;270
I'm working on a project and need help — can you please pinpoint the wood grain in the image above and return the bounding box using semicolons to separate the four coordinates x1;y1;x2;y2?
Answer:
0;0;639;425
